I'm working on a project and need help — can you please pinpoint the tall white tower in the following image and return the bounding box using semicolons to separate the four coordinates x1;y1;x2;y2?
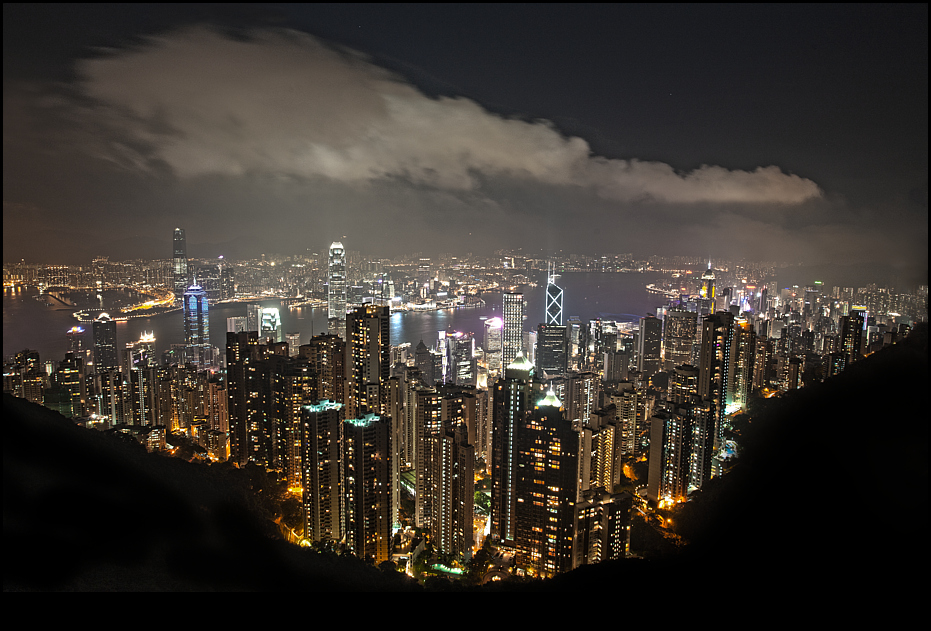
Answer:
502;292;524;368
545;262;564;325
328;241;347;337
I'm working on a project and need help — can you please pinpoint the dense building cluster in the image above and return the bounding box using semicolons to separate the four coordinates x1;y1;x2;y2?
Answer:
3;232;927;580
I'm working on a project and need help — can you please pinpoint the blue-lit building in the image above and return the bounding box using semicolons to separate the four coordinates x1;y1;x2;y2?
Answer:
545;264;564;325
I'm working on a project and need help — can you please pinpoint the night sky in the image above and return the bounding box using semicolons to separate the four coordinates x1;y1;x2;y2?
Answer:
3;5;927;283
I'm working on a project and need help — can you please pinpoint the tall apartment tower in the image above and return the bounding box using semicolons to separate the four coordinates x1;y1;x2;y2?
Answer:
502;293;524;369
173;228;189;302
343;413;392;564
302;400;345;545
328;242;347;338
183;282;210;370
663;309;698;370
637;315;663;379
415;387;443;529
299;333;346;406
432;421;475;563
490;353;534;546
346;304;390;419
226;330;260;466
545;263;564;325
840;310;866;364
647;400;715;503
92;313;118;372
728;318;755;413
697;311;735;475
514;389;579;577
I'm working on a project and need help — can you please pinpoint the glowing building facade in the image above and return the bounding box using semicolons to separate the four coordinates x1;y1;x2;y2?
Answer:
184;283;210;369
545;264;564;325
343;413;392;564
502;292;524;369
328;242;347;337
173;228;189;302
514;389;578;577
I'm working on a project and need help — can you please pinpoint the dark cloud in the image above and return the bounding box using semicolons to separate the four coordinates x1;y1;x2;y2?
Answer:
2;9;926;278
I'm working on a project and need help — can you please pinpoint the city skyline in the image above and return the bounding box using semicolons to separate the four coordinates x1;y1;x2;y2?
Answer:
3;5;926;286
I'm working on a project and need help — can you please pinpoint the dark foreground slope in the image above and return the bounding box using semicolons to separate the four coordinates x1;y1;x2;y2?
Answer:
3;395;420;591
540;323;928;596
4;324;927;593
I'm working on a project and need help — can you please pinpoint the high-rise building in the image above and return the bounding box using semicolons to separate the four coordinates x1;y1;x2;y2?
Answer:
573;490;633;568
48;352;85;418
502;293;524;369
536;324;569;376
286;332;301;357
259;307;282;343
346;304;390;419
514;389;578;577
728;319;755;412
566;370;599;425
92;313;118;372
415;386;443;528
125;332;158;426
698;311;735;475
226;316;247;333
445;332;476;387
700;262;716;302
183;282;210;370
226;331;261;465
414;340;436;386
343;413;392;564
302;400;345;545
483;317;503;374
328;242;347;337
663;309;698;371
434;423;475;562
173;228;189;302
637;315;662;379
840;310;866;364
66;326;86;357
300;333;346;405
607;381;640;456
647;400;715;504
545;264;564;325
490;353;534;546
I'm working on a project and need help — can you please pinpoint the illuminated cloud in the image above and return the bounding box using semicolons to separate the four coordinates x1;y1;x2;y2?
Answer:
76;27;821;205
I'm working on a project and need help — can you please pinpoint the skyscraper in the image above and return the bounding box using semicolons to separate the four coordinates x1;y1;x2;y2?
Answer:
445;332;476;386
637;315;662;379
840;310;866;364
697;311;735;476
328;242;347;337
514;389;578;577
184;282;210;369
490;352;534;546
536;323;569;376
346;304;390;419
92;313;118;372
302;400;345;545
545;264;564;325
125;332;158;426
173;228;189;302
662;309;698;371
483;317;503;374
502;292;524;369
259;307;282;343
343;413;392;564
